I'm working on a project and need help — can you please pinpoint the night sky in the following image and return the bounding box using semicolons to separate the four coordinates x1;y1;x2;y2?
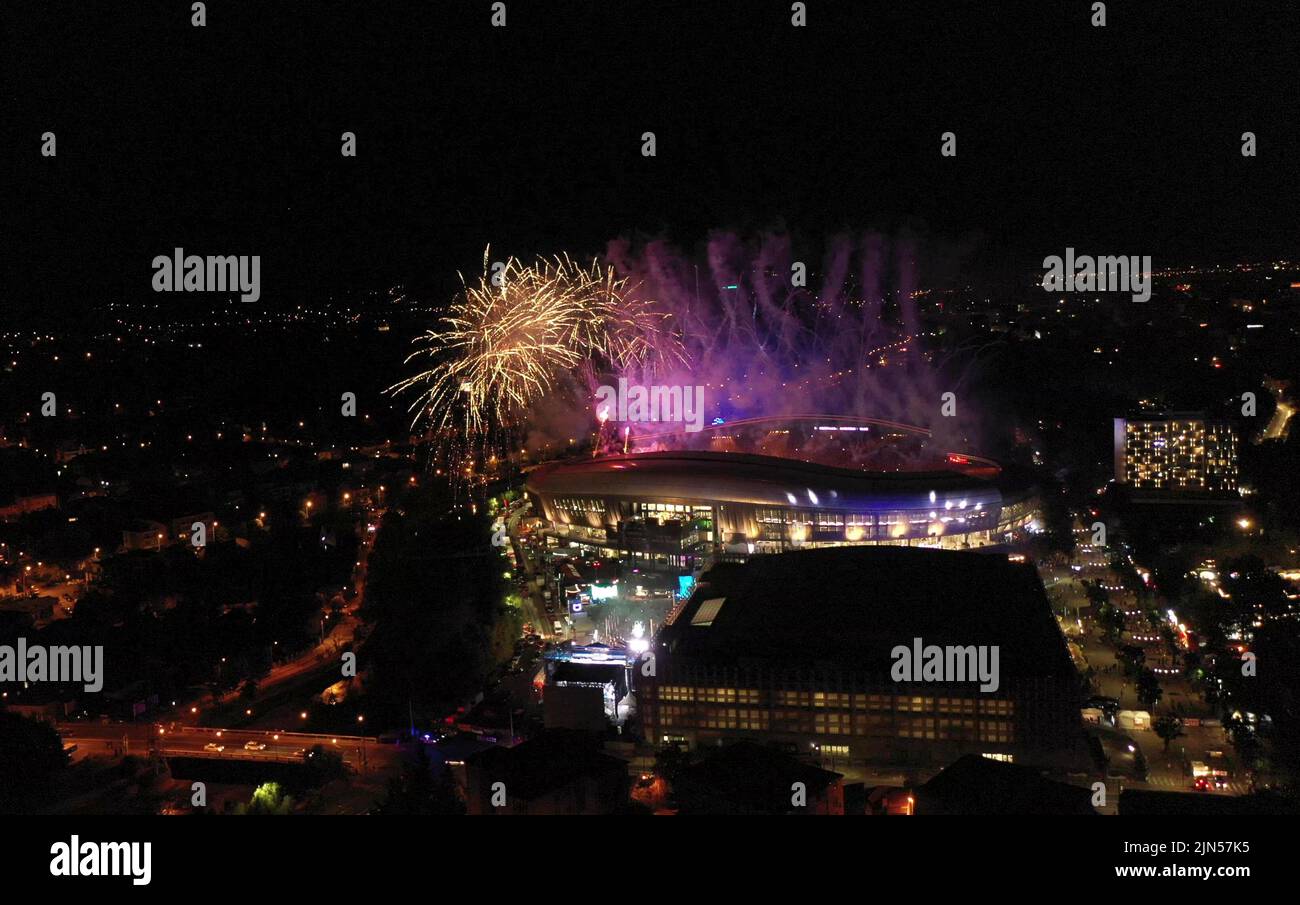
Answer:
4;0;1298;325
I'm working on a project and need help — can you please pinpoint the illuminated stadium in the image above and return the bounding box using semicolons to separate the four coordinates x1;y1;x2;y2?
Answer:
525;416;1041;571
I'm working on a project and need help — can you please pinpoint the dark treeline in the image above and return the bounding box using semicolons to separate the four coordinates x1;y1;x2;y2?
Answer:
359;483;518;732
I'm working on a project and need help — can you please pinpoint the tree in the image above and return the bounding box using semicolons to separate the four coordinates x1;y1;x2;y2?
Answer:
374;745;464;815
304;744;349;786
654;742;693;786
1110;554;1147;598
1084;581;1110;609
1158;623;1179;657
1097;601;1125;643
1221;555;1292;622
360;486;512;726
1150;549;1193;607
1153;714;1185;753
238;781;294;815
1187;590;1233;649
1116;644;1145;678
1136;669;1163;712
0;712;67;812
1232;729;1265;775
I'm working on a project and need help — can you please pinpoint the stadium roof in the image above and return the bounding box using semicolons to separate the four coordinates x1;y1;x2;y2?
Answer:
527;451;1001;510
658;545;1073;679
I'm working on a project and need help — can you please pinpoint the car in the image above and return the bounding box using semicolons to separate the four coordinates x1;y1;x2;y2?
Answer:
203;743;225;753
292;748;308;758
244;740;267;751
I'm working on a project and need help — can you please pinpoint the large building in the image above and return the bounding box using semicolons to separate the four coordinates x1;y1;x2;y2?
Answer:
639;546;1082;772
1113;414;1238;493
526;449;1039;573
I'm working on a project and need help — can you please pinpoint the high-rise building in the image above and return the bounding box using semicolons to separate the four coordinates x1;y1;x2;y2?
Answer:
1113;414;1238;493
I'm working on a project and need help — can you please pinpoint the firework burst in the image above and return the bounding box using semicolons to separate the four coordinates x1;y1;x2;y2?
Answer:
390;248;679;463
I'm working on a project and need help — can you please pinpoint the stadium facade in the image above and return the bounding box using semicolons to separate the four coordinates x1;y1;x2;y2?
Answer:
525;449;1040;572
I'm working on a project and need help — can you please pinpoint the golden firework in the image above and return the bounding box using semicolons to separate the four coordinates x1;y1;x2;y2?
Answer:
390;248;678;448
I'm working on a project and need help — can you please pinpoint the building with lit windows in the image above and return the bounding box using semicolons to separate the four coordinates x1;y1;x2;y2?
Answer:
639;546;1081;772
1113;414;1238;493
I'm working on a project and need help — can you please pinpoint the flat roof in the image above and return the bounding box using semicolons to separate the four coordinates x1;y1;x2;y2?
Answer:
659;545;1073;679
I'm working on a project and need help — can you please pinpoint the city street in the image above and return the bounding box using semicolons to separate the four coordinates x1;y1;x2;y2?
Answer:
1043;520;1248;797
56;722;392;771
